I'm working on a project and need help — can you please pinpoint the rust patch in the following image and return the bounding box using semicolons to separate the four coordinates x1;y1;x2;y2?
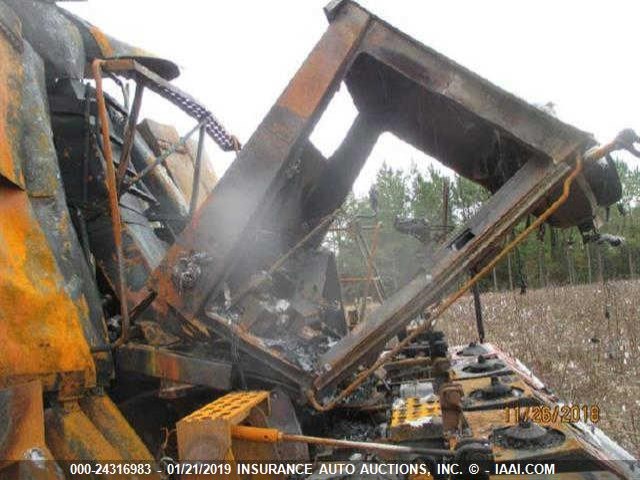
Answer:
0;188;96;393
0;35;25;188
89;25;114;58
277;7;369;119
44;401;123;461
79;395;156;463
0;381;45;465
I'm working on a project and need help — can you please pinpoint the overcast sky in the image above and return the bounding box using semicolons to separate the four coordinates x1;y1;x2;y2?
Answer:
62;0;639;197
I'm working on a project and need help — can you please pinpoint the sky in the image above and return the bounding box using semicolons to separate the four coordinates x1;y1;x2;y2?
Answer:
61;0;639;197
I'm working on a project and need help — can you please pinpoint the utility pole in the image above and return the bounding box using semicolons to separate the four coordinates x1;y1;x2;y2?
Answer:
442;179;450;233
586;242;592;284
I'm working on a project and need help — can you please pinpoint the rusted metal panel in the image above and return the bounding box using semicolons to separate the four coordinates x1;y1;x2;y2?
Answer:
44;401;124;463
115;344;232;391
0;9;25;189
0;20;112;393
0;382;45;464
0;382;63;478
87;193;163;309
266;389;309;461
78;394;157;465
4;0;179;81
0;455;64;480
5;392;152;473
20;43;112;375
2;0;85;79
0;186;96;393
72;21;180;80
290;249;347;336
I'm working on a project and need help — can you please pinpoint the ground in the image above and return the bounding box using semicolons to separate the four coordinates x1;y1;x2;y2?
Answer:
439;280;640;456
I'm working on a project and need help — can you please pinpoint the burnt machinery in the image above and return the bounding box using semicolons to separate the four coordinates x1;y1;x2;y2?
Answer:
0;0;638;478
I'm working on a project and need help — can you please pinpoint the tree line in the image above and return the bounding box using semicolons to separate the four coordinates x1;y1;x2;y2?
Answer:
327;160;640;301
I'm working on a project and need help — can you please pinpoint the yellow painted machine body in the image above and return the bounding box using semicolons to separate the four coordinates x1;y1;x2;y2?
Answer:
0;0;166;470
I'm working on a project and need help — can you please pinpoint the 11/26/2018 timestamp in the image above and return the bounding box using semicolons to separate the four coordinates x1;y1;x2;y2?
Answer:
504;404;600;424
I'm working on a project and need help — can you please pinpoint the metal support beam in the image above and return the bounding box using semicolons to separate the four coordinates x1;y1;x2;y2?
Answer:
91;59;129;347
189;125;207;218
302;114;381;225
471;273;485;343
354;222;385;302
358;221;382;321
115;344;233;391
116;80;144;192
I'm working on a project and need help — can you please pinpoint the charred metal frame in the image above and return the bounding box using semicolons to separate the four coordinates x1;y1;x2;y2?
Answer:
115;344;232;391
138;0;612;397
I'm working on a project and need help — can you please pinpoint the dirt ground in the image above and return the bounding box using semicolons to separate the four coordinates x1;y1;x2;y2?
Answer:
438;279;640;456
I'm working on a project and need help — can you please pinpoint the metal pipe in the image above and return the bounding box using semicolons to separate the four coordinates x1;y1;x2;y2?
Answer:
189;125;207;218
82;83;92;207
116;81;144;192
358;221;382;321
281;433;452;457
229;425;452;457
385;357;432;368
339;276;381;283
354;223;385;302
91;60;130;348
78;83;94;269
